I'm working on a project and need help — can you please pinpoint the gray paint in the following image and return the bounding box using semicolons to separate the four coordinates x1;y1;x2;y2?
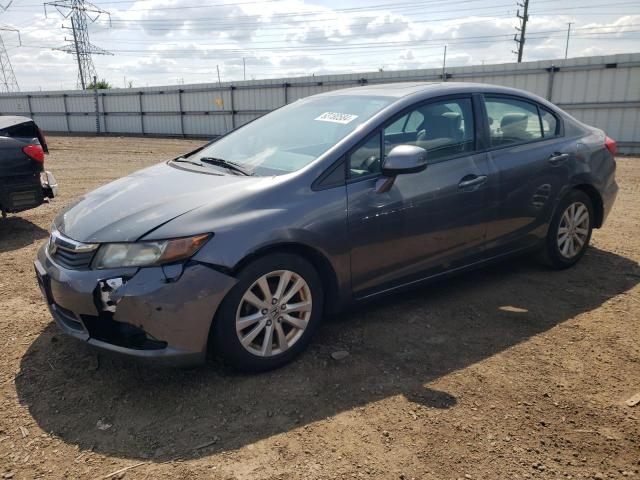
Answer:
35;82;618;365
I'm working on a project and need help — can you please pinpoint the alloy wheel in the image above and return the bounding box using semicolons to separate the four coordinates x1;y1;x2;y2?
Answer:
235;270;312;357
557;201;590;259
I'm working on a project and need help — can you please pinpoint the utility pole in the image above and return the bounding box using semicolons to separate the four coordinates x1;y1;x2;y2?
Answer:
93;74;100;134
442;45;447;81
243;57;246;81
44;0;113;90
0;1;20;92
513;0;530;63
564;22;573;59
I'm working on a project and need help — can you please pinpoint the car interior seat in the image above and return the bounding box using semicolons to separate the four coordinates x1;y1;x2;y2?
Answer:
499;112;530;143
415;111;464;156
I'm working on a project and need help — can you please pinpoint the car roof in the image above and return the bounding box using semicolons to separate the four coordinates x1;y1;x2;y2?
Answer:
316;81;557;113
318;81;540;100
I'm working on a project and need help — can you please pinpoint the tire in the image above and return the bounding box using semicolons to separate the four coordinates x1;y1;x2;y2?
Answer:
541;189;594;269
211;253;323;372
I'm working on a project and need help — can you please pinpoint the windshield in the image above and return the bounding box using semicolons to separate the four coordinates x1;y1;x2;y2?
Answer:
188;94;395;176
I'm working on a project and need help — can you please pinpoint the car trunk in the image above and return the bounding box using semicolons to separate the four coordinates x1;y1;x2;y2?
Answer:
0;116;49;213
0;116;47;175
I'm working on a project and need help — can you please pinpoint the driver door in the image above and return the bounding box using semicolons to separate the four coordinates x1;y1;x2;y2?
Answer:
347;96;491;296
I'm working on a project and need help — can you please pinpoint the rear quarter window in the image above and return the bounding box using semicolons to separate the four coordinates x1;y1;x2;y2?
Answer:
540;108;559;137
0;121;38;139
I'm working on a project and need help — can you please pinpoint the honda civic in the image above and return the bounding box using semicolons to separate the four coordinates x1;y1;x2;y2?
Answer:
34;82;618;371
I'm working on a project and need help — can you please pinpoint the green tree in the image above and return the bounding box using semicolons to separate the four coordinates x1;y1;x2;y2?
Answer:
86;78;112;90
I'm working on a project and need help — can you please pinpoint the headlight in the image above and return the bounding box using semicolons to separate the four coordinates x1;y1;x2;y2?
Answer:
92;233;211;269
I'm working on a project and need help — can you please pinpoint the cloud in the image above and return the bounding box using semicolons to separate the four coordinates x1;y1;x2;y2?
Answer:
278;55;324;68
1;0;638;91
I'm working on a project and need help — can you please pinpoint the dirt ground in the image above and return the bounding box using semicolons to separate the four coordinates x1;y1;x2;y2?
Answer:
0;136;638;480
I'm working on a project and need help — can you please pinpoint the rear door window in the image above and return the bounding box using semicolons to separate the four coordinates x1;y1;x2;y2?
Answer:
484;97;543;147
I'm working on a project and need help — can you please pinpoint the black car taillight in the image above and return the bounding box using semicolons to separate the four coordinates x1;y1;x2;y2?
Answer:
605;136;617;156
22;144;45;164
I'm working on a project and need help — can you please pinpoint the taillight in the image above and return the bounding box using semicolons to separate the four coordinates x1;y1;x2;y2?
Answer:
605;136;617;156
22;144;45;164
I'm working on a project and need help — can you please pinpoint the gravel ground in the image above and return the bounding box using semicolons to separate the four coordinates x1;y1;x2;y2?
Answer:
0;136;638;480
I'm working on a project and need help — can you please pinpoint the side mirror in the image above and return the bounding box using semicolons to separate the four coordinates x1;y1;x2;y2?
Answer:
382;145;428;177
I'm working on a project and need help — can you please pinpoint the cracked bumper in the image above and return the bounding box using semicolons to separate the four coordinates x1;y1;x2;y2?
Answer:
34;243;236;366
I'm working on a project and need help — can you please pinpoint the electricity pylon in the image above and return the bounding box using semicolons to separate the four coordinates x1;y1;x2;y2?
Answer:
44;0;112;89
0;2;20;92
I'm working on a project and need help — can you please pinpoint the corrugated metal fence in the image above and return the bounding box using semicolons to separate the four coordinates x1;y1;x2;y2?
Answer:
1;52;639;153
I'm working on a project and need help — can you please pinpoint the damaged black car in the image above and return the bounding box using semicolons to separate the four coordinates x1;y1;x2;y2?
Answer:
0;116;57;217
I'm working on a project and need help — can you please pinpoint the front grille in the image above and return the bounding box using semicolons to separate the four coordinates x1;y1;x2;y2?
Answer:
48;229;98;270
51;247;96;269
81;314;167;350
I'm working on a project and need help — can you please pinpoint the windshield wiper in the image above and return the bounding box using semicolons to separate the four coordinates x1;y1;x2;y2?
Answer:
172;156;204;167
199;157;253;176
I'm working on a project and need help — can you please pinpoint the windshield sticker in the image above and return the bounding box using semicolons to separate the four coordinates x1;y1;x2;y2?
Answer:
314;112;359;124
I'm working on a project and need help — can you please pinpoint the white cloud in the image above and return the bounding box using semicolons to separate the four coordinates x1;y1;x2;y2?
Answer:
1;0;638;91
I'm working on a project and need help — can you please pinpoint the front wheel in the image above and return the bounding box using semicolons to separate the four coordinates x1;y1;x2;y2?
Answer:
211;253;323;372
541;189;594;269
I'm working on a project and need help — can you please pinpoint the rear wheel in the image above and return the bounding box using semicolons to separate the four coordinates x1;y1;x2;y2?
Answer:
541;189;594;269
212;253;323;372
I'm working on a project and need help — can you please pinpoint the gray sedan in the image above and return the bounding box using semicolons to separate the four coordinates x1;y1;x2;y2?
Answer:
34;82;618;371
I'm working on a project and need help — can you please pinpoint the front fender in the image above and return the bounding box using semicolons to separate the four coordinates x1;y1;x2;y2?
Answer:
147;183;351;306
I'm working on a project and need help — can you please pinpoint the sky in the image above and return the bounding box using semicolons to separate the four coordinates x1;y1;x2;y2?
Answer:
1;0;639;91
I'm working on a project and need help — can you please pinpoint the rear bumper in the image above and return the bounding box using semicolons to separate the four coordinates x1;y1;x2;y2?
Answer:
34;243;236;366
0;170;56;213
600;177;618;226
41;170;57;199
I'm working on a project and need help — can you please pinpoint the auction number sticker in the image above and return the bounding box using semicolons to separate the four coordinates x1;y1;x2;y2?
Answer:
314;112;359;124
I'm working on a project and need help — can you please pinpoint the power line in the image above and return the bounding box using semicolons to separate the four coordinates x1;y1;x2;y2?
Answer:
44;0;113;89
69;23;640;47
16;28;640;59
102;0;520;23
11;0;285;9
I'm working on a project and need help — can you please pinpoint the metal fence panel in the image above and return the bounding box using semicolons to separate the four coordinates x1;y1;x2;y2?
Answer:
68;115;97;132
33;115;67;132
1;52;638;153
143;115;182;135
65;95;93;113
104;115;141;135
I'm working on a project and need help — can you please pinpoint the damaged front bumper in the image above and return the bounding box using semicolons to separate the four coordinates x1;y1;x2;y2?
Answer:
34;243;236;366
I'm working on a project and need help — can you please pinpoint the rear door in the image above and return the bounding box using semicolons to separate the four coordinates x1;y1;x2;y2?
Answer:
480;95;573;255
347;95;492;296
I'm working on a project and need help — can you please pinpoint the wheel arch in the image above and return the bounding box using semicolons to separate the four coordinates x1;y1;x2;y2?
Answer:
572;183;604;228
231;242;343;315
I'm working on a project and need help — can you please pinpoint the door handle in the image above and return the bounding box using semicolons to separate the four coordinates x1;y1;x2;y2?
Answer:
548;152;570;164
458;175;487;189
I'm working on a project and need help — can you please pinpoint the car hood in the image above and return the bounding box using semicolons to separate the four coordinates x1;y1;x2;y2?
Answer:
55;162;259;243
